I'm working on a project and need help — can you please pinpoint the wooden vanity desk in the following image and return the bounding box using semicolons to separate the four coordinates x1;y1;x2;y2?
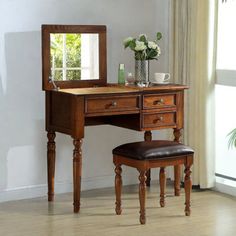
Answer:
42;25;188;213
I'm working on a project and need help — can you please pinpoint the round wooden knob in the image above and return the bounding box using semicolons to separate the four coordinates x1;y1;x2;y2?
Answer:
111;101;117;107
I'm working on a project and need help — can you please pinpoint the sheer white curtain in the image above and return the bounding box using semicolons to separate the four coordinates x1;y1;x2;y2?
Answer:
170;0;218;188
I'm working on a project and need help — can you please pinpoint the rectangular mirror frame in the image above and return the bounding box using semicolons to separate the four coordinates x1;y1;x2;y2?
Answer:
42;25;107;90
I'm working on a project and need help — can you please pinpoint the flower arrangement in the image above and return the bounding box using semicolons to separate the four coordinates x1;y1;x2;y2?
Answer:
123;33;162;60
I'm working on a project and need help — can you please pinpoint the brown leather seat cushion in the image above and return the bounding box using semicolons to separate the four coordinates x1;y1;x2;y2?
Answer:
112;140;194;160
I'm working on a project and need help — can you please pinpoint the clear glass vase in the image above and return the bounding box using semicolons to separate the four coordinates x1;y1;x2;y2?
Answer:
135;60;149;86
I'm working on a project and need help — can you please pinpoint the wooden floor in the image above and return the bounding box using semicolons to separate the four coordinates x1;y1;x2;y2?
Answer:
1;183;236;236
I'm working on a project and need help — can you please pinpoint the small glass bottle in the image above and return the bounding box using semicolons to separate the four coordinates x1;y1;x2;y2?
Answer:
126;72;135;85
118;63;125;84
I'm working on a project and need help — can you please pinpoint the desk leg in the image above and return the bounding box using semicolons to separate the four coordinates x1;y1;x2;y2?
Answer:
73;138;83;213
47;131;56;202
173;128;182;196
144;131;152;187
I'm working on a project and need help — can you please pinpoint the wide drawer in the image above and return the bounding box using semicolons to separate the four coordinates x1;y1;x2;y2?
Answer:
85;95;140;114
142;112;176;128
143;94;175;109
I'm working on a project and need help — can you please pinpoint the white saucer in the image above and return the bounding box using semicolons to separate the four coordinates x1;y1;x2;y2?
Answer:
150;81;170;84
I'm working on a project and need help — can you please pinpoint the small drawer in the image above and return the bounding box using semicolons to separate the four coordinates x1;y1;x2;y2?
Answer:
142;112;176;128
143;94;175;109
85;95;140;114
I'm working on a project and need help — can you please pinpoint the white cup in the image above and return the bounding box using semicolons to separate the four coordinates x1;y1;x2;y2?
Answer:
153;73;170;83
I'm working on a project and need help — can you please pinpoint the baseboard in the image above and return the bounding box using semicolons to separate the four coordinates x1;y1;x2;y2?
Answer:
0;173;140;203
214;181;236;197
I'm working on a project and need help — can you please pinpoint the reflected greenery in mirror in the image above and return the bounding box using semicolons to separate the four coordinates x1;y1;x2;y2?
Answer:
50;33;99;81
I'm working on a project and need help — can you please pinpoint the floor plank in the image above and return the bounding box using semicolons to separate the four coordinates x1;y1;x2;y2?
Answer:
0;184;236;236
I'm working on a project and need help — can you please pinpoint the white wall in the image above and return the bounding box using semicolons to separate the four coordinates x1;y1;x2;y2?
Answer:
0;0;170;202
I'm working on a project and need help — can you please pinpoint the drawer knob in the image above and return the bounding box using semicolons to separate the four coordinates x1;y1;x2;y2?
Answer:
154;116;164;123
111;101;117;107
154;98;164;105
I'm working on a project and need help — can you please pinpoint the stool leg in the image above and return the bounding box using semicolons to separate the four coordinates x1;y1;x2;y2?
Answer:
138;170;147;224
184;160;192;216
115;164;122;215
159;167;166;207
146;169;151;187
174;165;181;196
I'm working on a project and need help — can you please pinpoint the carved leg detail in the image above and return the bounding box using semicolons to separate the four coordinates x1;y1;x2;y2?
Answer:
73;139;83;213
138;170;147;224
144;131;152;186
173;128;182;196
184;159;192;216
159;167;166;207
115;165;122;215
47;131;56;202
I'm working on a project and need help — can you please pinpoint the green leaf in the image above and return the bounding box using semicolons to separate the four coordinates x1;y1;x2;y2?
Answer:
146;49;158;60
227;128;236;149
124;41;130;48
139;35;147;43
156;32;162;41
129;39;136;50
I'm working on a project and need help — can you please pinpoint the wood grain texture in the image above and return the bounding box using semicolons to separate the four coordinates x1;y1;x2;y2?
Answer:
138;170;147;224
184;156;193;216
115;165;122;215
144;131;152;187
85;94;140;116
173;128;182;196
44;84;188;213
159;167;166;207
47;131;56;202
73;139;83;213
143;94;176;109
1;187;236;236
113;152;194;224
60;86;140;95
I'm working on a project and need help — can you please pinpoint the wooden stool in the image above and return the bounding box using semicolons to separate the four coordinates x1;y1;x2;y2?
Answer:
112;140;194;224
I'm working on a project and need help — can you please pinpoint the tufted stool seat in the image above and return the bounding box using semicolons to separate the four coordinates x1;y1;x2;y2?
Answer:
112;140;194;224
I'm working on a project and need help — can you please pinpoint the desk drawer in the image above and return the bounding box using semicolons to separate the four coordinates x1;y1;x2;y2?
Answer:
85;95;140;115
142;112;176;128
143;94;175;109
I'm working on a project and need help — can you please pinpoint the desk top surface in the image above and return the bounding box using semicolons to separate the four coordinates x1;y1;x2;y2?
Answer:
58;84;188;95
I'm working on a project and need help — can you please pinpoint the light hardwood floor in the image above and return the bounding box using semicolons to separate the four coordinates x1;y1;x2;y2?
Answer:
0;183;236;236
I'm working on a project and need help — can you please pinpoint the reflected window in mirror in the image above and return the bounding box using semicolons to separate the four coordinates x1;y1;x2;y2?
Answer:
50;33;99;81
42;25;107;90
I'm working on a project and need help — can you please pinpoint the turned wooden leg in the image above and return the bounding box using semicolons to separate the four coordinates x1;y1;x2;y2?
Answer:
184;157;193;216
159;167;166;207
173;128;182;196
73;139;83;213
144;131;152;186
47;131;56;202
138;170;147;224
174;165;181;196
115;164;122;215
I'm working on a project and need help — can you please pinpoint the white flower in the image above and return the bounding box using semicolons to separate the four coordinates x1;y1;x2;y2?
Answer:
156;45;161;56
148;41;157;49
135;40;147;51
123;37;133;46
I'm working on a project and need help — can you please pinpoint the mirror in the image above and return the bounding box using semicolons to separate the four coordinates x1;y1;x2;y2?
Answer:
42;25;107;90
50;33;99;81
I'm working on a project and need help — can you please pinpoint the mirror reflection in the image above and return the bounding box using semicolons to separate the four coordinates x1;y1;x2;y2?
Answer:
50;33;99;81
